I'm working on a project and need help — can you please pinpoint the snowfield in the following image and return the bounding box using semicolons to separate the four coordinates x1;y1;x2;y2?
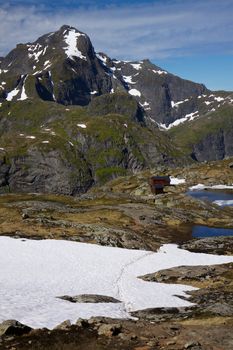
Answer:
214;199;233;206
63;29;87;61
190;183;233;190
170;176;186;185
0;237;233;329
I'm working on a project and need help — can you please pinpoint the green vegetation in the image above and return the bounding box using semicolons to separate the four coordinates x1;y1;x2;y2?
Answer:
168;105;233;153
0;92;189;192
96;167;127;184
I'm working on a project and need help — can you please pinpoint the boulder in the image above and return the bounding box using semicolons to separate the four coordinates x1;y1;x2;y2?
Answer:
97;323;122;337
57;294;121;303
54;320;72;330
0;320;32;337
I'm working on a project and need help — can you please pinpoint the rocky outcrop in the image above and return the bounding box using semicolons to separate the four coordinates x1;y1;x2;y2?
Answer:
0;148;93;195
168;104;233;162
141;264;225;284
57;294;120;303
2;315;233;350
0;320;32;337
192;128;233;161
87;92;144;122
180;237;233;255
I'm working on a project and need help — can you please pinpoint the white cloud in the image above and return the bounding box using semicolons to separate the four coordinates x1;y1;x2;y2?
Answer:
0;0;233;60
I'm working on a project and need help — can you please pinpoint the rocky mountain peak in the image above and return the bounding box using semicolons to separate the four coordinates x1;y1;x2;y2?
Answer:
0;25;232;127
0;26;233;196
55;24;94;61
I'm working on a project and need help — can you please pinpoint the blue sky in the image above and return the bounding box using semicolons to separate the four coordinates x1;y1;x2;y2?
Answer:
0;0;233;91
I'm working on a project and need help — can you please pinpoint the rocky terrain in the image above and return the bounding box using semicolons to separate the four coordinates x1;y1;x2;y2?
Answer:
0;158;232;249
1;315;233;350
0;159;232;349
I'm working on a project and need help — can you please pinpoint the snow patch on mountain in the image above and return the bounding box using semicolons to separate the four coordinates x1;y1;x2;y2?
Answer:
64;29;87;61
214;96;224;102
152;69;167;75
0;82;6;89
123;75;136;84
159;111;199;130
6;87;20;101
140;101;149;107
140;101;151;111
130;63;142;70
96;53;107;65
28;43;44;62
129;89;141;97
171;99;189;108
44;60;52;70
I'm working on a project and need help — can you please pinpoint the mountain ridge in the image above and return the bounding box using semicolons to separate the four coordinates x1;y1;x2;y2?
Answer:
2;24;231;127
0;25;232;195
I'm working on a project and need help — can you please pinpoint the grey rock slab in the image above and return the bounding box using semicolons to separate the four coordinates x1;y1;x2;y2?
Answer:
57;294;121;303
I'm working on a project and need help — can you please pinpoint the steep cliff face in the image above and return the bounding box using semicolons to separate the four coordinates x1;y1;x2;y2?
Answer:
192;129;233;162
0;148;93;195
168;105;233;162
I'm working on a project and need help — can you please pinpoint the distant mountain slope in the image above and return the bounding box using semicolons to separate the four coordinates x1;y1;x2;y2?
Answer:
0;93;187;195
1;25;232;127
0;25;232;195
168;104;233;161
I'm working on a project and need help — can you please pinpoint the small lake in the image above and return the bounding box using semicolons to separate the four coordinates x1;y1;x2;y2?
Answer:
192;225;233;238
187;189;233;206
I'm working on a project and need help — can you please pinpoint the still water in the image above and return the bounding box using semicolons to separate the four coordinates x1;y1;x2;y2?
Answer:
187;189;233;206
192;225;233;238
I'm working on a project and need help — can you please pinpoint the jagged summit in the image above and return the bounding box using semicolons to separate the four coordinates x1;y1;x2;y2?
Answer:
0;25;232;126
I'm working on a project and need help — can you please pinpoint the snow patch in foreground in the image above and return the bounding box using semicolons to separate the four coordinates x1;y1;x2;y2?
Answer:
190;184;233;190
0;237;233;329
170;177;186;185
214;199;233;206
